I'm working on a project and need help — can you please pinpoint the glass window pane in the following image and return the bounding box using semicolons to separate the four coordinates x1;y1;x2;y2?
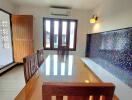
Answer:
0;11;13;68
69;21;75;49
45;20;50;48
54;21;59;48
62;21;67;46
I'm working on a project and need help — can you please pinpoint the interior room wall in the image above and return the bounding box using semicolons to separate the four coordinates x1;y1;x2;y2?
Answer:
87;0;132;99
90;0;132;33
0;0;17;13
16;6;91;57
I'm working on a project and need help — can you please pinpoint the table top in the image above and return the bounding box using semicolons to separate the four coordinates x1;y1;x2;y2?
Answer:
39;55;101;83
15;55;118;100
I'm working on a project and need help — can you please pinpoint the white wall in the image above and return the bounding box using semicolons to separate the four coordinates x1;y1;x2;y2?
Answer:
0;0;16;13
90;0;132;33
16;6;90;57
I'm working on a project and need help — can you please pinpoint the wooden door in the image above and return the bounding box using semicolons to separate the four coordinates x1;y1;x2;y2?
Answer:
12;15;34;63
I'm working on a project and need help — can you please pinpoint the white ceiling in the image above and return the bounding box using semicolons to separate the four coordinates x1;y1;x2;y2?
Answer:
11;0;102;10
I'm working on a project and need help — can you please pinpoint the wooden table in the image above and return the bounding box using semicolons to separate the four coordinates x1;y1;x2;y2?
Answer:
15;55;118;100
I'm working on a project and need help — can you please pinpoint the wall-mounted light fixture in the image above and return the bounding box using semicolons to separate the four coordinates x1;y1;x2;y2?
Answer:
90;15;98;24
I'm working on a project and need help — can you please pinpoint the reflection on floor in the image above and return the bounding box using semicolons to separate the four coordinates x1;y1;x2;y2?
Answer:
0;64;25;100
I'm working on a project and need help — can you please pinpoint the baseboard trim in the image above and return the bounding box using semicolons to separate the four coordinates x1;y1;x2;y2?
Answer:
0;63;17;75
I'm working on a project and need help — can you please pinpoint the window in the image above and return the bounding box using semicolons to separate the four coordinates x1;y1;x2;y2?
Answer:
43;18;78;50
0;9;14;69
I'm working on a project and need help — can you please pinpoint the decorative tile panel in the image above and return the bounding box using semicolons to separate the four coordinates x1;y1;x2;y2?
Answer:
86;27;132;88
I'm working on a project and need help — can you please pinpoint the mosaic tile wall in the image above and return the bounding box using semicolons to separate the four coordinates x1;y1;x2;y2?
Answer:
86;27;132;88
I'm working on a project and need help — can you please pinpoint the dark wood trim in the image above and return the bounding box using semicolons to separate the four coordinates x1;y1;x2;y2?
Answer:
58;20;62;49
50;19;54;49
43;18;49;49
43;19;45;48
43;17;78;51
66;20;70;48
74;20;78;51
43;17;77;22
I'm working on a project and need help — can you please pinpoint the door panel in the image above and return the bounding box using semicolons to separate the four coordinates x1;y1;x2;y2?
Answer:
12;15;33;63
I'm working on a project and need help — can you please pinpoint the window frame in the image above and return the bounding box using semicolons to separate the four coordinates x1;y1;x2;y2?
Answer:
43;17;78;51
0;8;15;70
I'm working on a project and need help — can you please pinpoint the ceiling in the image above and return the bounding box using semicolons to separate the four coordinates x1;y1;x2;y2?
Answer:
11;0;102;10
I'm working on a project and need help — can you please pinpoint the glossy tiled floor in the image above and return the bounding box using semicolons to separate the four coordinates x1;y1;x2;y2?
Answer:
0;65;25;100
